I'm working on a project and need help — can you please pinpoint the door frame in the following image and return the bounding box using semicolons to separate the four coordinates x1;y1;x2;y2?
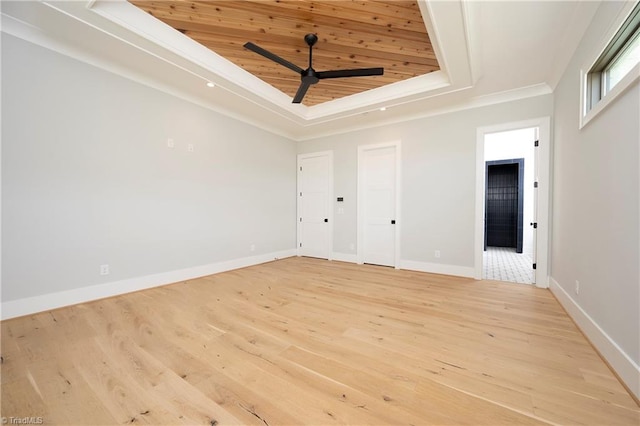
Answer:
475;117;551;288
357;141;402;268
297;151;334;260
485;158;525;253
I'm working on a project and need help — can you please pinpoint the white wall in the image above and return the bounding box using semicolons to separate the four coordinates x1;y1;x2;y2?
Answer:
1;35;297;307
297;95;552;275
485;128;536;257
551;1;639;398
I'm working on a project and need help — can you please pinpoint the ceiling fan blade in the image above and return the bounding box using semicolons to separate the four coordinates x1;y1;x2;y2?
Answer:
292;79;313;104
317;68;384;79
244;42;304;74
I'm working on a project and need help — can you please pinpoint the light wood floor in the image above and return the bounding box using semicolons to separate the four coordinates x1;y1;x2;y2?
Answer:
2;257;638;425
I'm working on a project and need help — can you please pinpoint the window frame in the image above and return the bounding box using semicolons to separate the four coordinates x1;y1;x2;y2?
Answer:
580;1;640;129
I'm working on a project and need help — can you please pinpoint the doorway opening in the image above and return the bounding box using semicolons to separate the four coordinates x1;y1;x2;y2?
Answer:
475;117;550;288
485;159;524;253
483;128;536;285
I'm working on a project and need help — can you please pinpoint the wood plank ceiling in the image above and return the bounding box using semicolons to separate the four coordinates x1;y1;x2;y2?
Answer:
130;0;440;106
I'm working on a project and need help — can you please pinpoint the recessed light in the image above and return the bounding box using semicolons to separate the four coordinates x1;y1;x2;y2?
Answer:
206;82;215;88
380;107;387;111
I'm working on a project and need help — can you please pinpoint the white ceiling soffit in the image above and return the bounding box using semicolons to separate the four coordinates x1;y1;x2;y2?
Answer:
1;1;599;140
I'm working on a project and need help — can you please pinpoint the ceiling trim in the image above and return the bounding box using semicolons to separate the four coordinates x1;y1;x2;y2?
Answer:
85;0;473;124
295;83;553;141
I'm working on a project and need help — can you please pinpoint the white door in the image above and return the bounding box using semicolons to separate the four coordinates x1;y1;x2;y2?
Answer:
358;143;400;267
298;152;332;259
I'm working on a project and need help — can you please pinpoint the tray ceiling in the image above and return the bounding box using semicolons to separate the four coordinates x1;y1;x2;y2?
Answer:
1;0;598;139
130;0;440;106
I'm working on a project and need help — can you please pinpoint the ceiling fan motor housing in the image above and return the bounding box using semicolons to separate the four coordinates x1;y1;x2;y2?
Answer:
302;69;320;84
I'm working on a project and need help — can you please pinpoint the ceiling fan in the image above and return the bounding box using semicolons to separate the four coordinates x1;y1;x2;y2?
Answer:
244;33;384;104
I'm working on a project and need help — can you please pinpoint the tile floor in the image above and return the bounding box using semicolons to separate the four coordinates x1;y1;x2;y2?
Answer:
483;246;534;284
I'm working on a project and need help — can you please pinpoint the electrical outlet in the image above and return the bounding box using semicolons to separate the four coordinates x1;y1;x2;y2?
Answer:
167;138;174;148
575;280;580;295
100;264;110;276
187;143;194;152
250;244;256;252
435;250;441;258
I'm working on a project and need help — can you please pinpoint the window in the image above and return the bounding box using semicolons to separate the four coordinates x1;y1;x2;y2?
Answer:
582;2;640;125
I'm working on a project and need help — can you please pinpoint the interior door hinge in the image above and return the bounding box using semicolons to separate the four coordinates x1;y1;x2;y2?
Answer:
300;192;302;196
534;140;539;147
534;181;538;188
530;222;538;229
299;243;302;248
299;217;302;222
300;166;302;171
533;263;537;270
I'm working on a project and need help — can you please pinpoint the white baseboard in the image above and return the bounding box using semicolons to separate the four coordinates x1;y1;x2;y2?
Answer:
331;252;358;263
1;249;296;320
549;277;640;400
327;255;475;278
400;259;475;278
